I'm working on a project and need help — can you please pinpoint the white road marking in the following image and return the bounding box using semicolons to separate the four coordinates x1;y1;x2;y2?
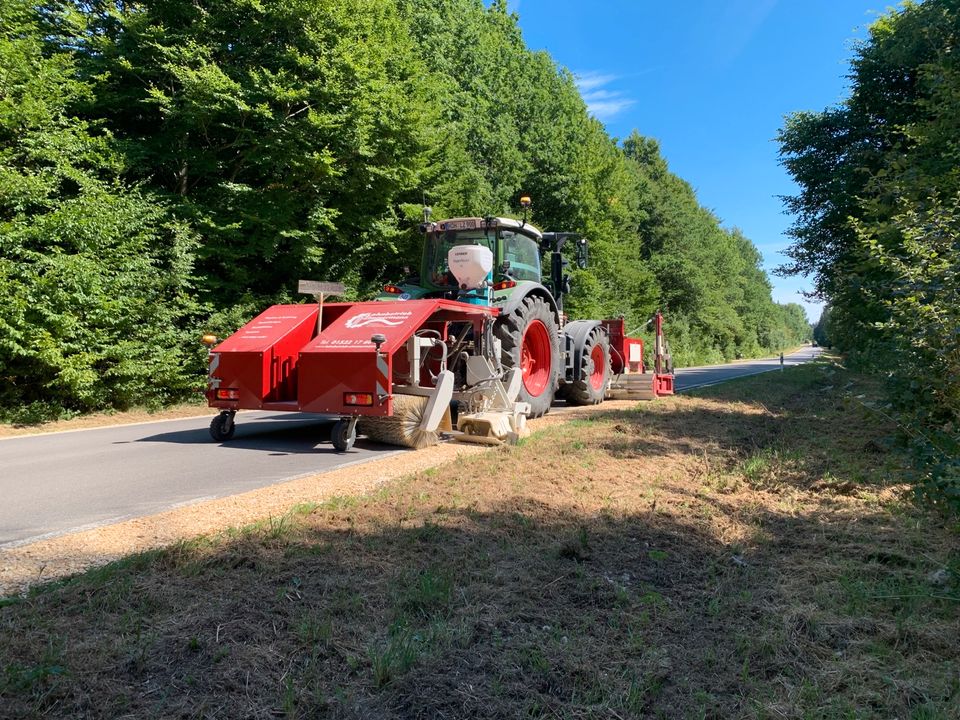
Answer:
676;367;785;392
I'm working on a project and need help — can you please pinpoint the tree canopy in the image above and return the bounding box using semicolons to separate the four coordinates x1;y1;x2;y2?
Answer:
0;0;200;420
779;0;960;510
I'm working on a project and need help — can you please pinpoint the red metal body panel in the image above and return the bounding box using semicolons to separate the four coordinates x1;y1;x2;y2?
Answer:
297;300;498;416
208;305;318;409
601;318;644;374
209;298;500;416
298;349;393;416
303;302;444;355
623;338;644;373
654;374;674;396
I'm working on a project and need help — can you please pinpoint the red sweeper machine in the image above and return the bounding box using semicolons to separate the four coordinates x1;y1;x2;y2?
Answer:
204;203;673;451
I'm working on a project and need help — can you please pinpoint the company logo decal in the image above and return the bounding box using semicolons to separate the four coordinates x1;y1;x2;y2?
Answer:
344;311;412;329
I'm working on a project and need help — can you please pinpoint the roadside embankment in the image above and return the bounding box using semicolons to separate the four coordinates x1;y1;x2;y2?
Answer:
1;359;956;718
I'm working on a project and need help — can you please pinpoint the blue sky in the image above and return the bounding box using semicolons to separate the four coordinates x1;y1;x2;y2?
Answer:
508;1;888;322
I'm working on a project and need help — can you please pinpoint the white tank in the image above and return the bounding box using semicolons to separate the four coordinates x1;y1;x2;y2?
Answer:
448;245;493;290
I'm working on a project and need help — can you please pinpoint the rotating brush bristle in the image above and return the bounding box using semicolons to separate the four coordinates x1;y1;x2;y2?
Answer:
357;394;449;449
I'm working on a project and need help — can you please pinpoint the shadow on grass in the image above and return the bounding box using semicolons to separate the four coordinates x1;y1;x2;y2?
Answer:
0;502;770;719
2;502;956;718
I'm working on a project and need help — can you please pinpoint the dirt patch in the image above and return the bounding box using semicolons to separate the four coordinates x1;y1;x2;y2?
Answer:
1;362;957;719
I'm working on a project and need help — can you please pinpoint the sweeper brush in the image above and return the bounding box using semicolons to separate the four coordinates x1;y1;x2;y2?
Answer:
357;394;453;449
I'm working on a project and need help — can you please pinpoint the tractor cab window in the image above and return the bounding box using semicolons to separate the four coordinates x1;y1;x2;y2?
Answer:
425;230;494;287
501;231;541;282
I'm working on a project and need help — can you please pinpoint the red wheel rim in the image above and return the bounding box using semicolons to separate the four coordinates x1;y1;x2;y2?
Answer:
589;344;606;390
521;320;551;397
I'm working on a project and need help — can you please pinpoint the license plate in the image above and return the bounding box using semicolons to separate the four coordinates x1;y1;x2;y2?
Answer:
442;219;480;231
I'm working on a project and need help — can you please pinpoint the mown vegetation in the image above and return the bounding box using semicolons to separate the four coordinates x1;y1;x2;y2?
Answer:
2;362;956;718
779;0;960;512
0;0;810;422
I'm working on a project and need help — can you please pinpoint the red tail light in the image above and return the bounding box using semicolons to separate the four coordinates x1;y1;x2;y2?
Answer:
215;388;240;400
382;284;403;294
343;392;374;406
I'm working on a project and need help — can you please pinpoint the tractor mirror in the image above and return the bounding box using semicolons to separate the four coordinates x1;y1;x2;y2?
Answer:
576;238;589;269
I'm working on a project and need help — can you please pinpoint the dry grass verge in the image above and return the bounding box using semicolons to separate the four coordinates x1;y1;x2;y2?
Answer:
2;361;957;719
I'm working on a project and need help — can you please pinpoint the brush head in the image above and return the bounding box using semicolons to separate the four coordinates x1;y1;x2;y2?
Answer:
357;394;451;449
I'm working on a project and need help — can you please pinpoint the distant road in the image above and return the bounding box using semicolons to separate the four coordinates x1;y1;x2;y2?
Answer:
674;346;823;392
1;346;821;548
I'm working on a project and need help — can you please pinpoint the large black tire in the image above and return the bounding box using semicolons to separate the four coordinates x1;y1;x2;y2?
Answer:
565;327;610;405
494;294;560;418
209;412;236;442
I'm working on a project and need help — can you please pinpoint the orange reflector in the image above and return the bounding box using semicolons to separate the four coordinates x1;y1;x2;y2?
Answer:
215;388;240;400
344;392;374;406
382;284;402;294
493;280;517;291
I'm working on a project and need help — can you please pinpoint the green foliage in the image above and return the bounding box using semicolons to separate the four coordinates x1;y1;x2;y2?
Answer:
0;0;201;420
73;0;436;303
813;306;832;347
779;0;960;511
623;134;810;364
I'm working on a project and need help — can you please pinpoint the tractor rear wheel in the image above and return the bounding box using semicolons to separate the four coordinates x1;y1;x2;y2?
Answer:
565;327;610;405
494;295;560;418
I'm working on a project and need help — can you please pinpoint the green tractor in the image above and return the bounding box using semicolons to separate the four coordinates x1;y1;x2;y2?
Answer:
376;207;611;417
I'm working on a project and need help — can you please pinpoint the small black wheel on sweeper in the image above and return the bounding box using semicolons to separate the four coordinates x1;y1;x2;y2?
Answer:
209;411;236;442
494;294;561;418
565;326;610;405
331;418;357;452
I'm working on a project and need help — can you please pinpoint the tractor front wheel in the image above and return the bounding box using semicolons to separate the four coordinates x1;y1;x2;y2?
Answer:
494;295;560;418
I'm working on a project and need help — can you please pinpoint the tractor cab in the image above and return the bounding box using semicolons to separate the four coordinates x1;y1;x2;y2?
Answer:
423;220;542;288
377;217;544;305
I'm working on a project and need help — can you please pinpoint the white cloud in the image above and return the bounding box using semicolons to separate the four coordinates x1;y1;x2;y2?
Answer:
574;72;618;93
574;71;635;121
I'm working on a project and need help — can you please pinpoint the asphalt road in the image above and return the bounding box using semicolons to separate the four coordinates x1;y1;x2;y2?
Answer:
0;346;821;548
0;414;405;548
673;346;823;392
